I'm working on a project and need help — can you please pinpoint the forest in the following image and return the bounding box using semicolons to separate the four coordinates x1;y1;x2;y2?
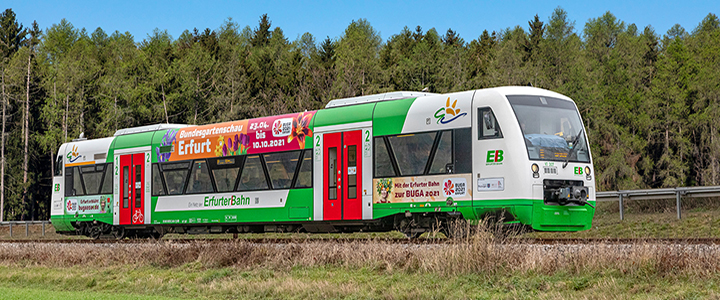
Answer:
0;7;718;220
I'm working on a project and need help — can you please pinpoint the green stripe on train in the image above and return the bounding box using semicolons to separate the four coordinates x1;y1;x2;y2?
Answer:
313;103;374;128
373;98;415;136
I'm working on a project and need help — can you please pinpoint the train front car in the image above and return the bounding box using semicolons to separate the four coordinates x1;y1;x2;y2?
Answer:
471;87;595;231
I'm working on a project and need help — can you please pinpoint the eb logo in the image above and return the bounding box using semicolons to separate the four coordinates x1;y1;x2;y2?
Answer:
54;184;60;192
574;167;584;175
486;150;504;164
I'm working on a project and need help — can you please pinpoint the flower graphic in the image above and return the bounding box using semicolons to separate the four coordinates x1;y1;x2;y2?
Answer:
213;133;251;157
156;129;178;162
375;178;393;203
288;112;313;149
214;135;225;157
237;133;250;154
443;180;455;196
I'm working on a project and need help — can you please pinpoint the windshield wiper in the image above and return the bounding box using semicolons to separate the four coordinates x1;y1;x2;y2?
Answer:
562;128;585;169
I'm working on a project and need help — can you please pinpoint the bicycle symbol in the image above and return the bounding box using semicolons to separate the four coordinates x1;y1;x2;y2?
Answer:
132;209;144;223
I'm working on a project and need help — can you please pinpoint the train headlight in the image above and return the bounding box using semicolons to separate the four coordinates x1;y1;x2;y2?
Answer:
531;163;539;178
585;166;592;180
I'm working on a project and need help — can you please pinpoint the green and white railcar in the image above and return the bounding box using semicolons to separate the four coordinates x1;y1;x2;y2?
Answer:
50;86;595;238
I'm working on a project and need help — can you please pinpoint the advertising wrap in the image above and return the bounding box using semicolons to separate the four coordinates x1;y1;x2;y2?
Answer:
373;174;473;203
157;111;316;162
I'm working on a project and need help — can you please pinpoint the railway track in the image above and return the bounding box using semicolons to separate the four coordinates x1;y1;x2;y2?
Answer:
2;237;720;245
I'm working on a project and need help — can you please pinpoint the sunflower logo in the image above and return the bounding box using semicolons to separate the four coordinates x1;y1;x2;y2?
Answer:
67;145;81;162
434;97;468;124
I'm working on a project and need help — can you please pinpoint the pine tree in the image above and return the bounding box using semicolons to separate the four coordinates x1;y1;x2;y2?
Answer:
0;9;26;221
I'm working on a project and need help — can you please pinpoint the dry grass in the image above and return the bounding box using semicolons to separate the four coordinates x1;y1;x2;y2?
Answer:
1;222;718;279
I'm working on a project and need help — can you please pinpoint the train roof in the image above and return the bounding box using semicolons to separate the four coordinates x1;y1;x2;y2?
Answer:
325;91;438;108
113;124;188;136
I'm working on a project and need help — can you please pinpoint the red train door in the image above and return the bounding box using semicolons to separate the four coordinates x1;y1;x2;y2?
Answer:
323;133;342;220
323;130;362;221
342;130;362;220
119;153;145;225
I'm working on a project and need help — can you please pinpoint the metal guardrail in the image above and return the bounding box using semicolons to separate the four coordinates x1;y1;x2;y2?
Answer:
0;220;51;237
596;186;720;220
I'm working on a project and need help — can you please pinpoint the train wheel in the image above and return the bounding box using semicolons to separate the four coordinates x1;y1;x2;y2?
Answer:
88;225;102;239
397;218;422;239
110;226;125;240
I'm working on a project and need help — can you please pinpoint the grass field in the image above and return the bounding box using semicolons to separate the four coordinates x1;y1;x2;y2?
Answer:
1;264;719;299
1;235;720;299
2;200;720;298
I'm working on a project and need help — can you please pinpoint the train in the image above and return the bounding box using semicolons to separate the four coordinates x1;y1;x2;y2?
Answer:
50;86;596;238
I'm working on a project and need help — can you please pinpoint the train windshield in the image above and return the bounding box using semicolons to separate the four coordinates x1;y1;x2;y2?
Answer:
508;95;590;163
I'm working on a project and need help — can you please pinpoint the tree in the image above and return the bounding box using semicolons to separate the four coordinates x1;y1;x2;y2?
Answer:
333;19;382;97
0;8;26;221
20;21;41;220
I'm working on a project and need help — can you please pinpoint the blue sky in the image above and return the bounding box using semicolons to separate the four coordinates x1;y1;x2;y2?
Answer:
4;0;718;43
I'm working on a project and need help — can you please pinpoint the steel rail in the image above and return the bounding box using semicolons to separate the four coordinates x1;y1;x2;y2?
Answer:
2;237;720;245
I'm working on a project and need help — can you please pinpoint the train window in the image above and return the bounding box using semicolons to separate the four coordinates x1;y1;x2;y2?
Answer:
122;166;129;208
209;157;242;192
237;155;269;191
64;167;74;197
294;150;313;188
212;168;240;193
264;151;300;189
73;167;86;196
186;160;214;194
100;163;113;194
347;145;357;199
81;165;103;195
54;156;63;177
388;132;436;176
478;107;503;139
135;165;142;208
151;164;165;196
454;128;472;174
374;137;395;177
161;162;190;195
328;147;337;199
429;131;453;174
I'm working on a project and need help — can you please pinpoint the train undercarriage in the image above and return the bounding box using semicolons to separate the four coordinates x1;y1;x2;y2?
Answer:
66;211;477;239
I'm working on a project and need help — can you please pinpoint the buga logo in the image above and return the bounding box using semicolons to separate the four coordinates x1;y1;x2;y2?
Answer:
66;145;80;163
271;118;293;137
66;199;77;213
434;97;467;124
443;178;467;197
486;150;504;165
